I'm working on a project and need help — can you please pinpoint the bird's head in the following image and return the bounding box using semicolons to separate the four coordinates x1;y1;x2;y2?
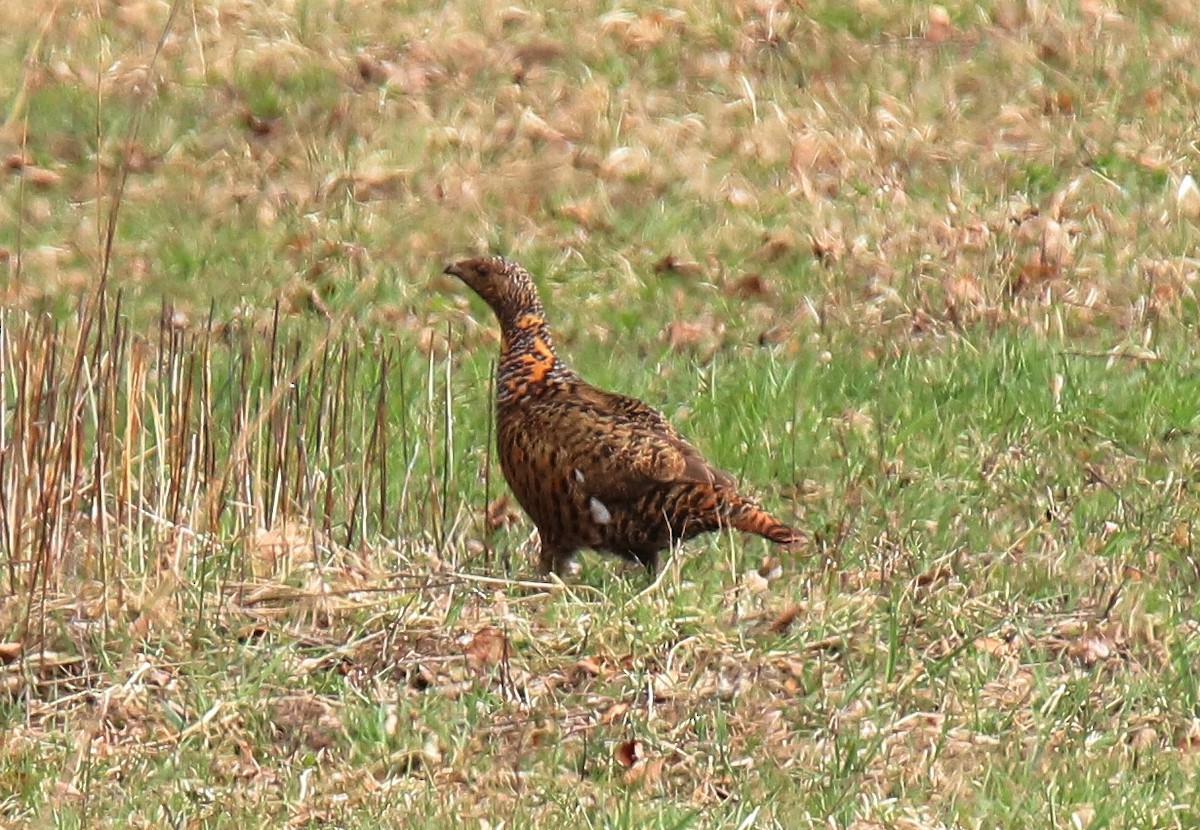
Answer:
444;256;544;326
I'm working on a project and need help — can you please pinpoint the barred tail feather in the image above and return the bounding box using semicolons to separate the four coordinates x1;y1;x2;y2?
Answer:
730;502;803;546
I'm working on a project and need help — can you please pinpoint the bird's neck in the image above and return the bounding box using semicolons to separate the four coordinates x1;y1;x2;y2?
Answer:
496;311;571;401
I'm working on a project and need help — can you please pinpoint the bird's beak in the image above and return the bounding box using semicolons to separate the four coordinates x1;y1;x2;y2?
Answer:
443;263;463;279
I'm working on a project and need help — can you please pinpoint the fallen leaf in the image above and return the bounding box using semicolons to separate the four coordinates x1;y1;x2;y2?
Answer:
614;738;643;769
573;656;603;678
945;273;984;307
742;569;769;595
241;109;277;136
251;521;315;577
973;636;1012;657
485;495;521;530
726;273;772;298
1067;630;1114;666
600;702;630;724
1128;726;1158;751
269;694;344;751
624;754;665;785
1042;88;1074;115
600;146;650;180
1070;806;1095;830
757;557;783;580
22;166;62;188
766;603;803;634
914;564;952;588
663;317;724;355
1177;174;1200;219
805;635;845;654
557;198;610;231
926;5;953;42
653;253;704;278
416;325;448;357
463;626;509;669
810;227;843;265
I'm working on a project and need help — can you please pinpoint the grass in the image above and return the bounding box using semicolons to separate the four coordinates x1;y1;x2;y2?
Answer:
3;0;1200;827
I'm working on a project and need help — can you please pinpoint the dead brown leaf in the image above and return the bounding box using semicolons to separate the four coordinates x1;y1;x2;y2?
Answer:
514;38;566;69
926;5;953;42
3;152;31;170
416;325;448;357
914;564;953;588
653;253;704;278
1067;630;1114;666
485;494;521;531
973;636;1014;658
624;754;666;786
600;701;631;725
614;738;643;769
1128;726;1159;751
251;521;315;578
241;108;278;137
945;273;985;307
322;168;410;202
573;656;604;678
757;556;783;580
600;9;683;51
269;694;344;752
726;272;772;299
22;166;62;188
463;625;509;669
766;603;803;635
557;198;610;231
810;227;844;266
377;740;442;778
663;316;725;356
1042;88;1075;116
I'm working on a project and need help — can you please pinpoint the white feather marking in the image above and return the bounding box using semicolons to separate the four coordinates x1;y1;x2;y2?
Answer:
574;468;585;483
589;497;611;525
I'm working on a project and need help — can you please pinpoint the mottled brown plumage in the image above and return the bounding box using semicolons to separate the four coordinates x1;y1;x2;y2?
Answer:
446;255;802;576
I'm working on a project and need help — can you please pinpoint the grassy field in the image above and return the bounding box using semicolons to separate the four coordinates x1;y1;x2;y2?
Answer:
3;0;1200;826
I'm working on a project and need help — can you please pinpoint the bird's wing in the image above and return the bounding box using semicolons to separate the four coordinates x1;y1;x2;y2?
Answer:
554;383;735;499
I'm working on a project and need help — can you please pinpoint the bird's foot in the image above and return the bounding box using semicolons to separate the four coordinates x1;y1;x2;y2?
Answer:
539;549;579;579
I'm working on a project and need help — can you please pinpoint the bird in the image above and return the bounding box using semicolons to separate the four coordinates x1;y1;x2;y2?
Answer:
445;255;802;577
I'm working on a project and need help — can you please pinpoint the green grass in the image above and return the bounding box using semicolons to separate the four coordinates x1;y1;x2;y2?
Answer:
3;0;1200;827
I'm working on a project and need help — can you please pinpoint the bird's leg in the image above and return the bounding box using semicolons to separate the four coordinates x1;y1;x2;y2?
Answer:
537;541;576;578
639;549;659;574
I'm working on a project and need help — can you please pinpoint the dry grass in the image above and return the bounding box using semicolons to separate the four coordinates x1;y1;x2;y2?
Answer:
3;0;1200;827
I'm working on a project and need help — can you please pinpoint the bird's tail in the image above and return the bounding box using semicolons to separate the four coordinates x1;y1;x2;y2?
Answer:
728;500;804;547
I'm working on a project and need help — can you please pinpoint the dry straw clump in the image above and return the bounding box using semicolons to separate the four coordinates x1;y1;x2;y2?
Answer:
0;294;477;662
